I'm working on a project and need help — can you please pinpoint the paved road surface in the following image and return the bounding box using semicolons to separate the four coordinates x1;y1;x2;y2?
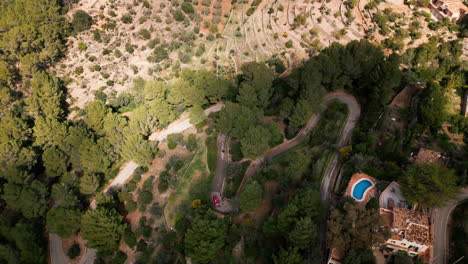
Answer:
50;234;96;264
50;103;225;264
233;92;360;200
432;189;468;264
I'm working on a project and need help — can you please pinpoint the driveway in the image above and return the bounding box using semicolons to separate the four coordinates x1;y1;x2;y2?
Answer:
432;189;468;264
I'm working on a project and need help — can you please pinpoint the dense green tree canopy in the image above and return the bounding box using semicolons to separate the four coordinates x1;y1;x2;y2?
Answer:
327;199;387;251
81;208;126;252
418;82;447;129
184;210;227;263
240;125;271;158
2;179;48;218
42;147;69;177
121;134;157;165
47;207;81;238
400;163;460;207
239;181;263;212
25;72;65;119
0;0;68;79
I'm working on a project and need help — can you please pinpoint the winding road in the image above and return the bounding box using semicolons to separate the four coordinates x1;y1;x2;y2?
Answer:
432;189;468;264
212;91;361;215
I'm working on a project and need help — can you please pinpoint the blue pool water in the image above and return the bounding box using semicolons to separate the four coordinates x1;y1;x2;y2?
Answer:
352;180;372;200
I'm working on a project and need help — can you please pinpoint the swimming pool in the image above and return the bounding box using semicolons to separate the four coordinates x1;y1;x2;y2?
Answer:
352;179;373;201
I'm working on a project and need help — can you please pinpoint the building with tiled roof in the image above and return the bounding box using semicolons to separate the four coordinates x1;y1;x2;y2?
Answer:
429;0;468;22
379;183;433;262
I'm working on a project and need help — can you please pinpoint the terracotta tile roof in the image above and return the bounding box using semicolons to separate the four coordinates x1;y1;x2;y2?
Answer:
392;207;432;246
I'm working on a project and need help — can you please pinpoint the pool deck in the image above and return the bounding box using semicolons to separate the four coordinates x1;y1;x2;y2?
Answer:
344;173;377;204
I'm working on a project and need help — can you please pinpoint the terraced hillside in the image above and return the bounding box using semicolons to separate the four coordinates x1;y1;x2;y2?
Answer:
57;0;459;110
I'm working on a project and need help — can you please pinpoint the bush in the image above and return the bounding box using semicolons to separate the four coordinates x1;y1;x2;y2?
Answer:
138;191;153;206
112;251;127;264
150;203;163;217
285;40;293;48
67;242;81;259
167;133;183;149
72;10;93;32
143;176;154;192
121;14;133;24
135;166;148;176
173;10;185;21
181;2;195;13
78;41;87;51
239;181;263;212
158;179;169;193
125;43;135;53
124;229;137;248
186;134;198;151
118;191;132;202
126;201;137;212
138;29;151;40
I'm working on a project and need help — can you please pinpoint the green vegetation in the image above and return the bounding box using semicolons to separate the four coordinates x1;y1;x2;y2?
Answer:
81;208;126;253
239;181;263;211
0;0;466;260
400;163;460;207
327;198;387;251
72;10;93;32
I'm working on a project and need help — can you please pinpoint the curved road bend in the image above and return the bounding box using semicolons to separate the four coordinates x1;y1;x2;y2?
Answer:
50;103;225;264
232;92;360;200
432;189;468;264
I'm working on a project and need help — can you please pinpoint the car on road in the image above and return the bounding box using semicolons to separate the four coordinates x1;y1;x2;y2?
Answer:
212;192;221;207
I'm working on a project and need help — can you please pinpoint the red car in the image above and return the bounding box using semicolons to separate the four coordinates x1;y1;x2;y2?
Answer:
212;193;221;207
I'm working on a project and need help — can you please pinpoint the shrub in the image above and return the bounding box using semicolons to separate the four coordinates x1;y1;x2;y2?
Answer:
114;49;122;58
90;64;101;72
167;133;183;149
138;29;151;40
135;166;149;175
138;191;153;206
121;14;133;24
72;10;93;32
126;201;137;212
112;251;127;264
150;203;163;217
78;41;87;51
285;40;293;48
158;179;169;193
124;230;137;248
181;2;195;13
142;176;154;192
74;66;84;75
173;10;185;21
186;134;198;151
125;43;135;53
118;191;133;202
67;242;81;259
